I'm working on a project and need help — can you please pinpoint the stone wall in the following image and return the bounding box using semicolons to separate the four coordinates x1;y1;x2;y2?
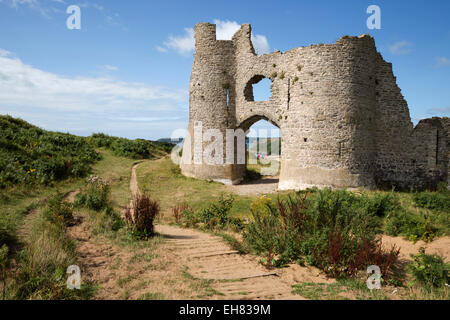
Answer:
180;22;449;190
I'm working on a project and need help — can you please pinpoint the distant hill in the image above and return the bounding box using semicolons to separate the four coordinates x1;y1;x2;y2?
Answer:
157;137;184;144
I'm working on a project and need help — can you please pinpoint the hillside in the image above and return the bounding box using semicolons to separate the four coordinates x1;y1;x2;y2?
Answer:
0;115;173;189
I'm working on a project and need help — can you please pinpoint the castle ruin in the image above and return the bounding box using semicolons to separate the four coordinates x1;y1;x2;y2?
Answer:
180;22;449;190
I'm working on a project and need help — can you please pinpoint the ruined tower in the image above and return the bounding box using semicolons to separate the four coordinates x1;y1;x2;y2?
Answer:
180;22;449;190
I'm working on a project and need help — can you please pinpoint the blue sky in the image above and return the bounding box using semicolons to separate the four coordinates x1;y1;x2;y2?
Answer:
0;0;449;140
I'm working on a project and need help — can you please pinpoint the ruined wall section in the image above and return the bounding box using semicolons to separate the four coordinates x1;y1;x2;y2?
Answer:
411;118;449;189
232;28;379;189
374;56;448;189
181;23;240;184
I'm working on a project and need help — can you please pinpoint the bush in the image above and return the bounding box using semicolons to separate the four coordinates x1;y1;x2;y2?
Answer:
42;193;73;224
384;209;438;243
88;134;174;160
0;115;100;189
124;193;160;239
244;194;307;267
363;192;399;217
181;194;242;231
75;176;110;211
413;191;450;212
172;202;190;224
409;248;449;290
243;189;400;278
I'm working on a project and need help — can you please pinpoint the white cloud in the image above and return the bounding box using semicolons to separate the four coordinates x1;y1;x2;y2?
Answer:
250;34;270;55
0;51;187;112
388;40;413;55
163;28;195;56
0;49;188;139
435;56;450;67
159;19;270;56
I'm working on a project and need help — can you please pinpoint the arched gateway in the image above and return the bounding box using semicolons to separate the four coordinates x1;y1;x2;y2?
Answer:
180;22;449;190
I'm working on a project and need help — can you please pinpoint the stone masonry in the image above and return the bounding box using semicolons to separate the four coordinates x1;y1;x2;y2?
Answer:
180;22;449;190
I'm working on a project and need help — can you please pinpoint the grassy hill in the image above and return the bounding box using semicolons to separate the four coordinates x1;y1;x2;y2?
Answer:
0;115;173;189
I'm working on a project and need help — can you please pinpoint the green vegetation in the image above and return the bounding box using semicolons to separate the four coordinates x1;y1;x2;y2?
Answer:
7;193;96;299
0;115;99;188
291;279;388;300
0;116;173;189
408;248;449;290
413;188;450;212
176;194;243;231
243;190;400;278
87;133;173;160
384;187;449;242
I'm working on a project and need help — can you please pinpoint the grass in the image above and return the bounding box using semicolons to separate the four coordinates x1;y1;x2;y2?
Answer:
2;128;449;300
291;280;388;300
136;157;258;221
181;267;225;298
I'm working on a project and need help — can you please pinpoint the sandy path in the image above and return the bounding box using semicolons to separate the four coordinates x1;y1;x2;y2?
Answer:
157;224;306;299
131;162;304;299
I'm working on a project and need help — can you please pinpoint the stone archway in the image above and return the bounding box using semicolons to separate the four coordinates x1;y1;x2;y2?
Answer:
237;115;282;182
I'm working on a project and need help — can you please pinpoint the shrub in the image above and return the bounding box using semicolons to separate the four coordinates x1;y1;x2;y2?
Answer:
124;193;160;239
76;176;110;211
362;192;399;217
182;194;242;231
0;115;100;189
243;201;286;266
413;191;450;212
409;248;449;290
243;189;400;277
243;194;308;267
300;189;398;277
42;193;73;224
384;209;437;243
172;202;190;224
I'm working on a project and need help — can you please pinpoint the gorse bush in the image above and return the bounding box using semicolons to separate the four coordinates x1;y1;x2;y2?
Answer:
124;193;160;239
88;133;174;160
413;191;450;212
0;115;100;188
42;193;73;225
181;194;243;231
384;209;438;243
74;175;110;211
409;248;449;290
243;189;400;278
244;195;306;267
